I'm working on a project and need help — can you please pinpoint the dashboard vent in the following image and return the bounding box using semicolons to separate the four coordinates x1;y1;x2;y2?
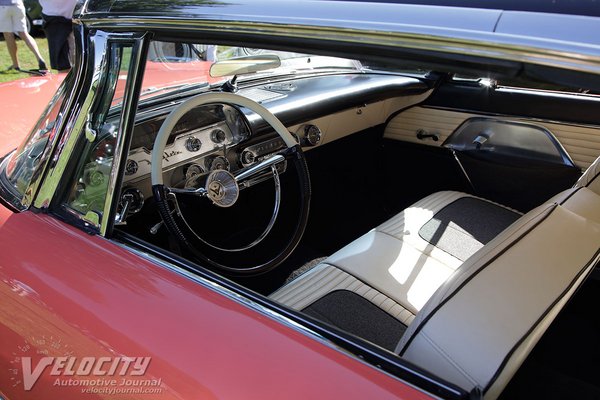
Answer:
239;88;286;103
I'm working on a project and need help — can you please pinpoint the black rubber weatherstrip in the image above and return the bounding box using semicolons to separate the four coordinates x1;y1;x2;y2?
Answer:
398;202;558;356
483;247;600;395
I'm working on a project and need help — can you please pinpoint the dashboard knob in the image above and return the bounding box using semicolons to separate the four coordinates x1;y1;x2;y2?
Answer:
240;150;256;166
211;129;227;144
185;136;202;152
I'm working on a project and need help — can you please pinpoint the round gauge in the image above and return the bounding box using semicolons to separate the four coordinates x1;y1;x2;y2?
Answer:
208;155;230;171
185;136;202;152
303;124;322;146
88;170;105;187
125;159;138;176
240;150;256;167
211;129;227;144
185;164;205;189
185;163;205;179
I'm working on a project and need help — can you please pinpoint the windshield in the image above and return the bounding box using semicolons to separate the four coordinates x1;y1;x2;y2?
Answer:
139;41;364;102
0;77;69;203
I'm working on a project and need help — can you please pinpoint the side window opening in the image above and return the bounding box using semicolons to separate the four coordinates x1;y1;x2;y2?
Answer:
65;42;134;223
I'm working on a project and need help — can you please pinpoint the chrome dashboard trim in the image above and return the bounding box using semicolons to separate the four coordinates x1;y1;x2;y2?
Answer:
123;121;238;185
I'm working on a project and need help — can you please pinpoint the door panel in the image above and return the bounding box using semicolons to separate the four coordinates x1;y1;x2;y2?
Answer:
385;106;600;169
383;105;597;210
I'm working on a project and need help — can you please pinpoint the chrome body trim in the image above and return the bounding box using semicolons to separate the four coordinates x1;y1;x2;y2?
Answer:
495;86;600;101
75;0;600;76
33;29;111;215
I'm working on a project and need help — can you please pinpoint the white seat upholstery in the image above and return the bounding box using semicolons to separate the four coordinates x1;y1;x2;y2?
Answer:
271;190;521;326
397;157;600;398
271;156;600;398
399;189;600;398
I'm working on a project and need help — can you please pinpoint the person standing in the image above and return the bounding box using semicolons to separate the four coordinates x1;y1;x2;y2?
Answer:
39;0;77;72
0;0;47;72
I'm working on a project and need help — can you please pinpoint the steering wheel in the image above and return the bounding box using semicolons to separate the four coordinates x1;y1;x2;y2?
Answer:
151;92;311;275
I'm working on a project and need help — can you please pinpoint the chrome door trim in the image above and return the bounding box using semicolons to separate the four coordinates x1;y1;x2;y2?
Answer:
33;28;112;214
22;25;85;209
99;34;148;236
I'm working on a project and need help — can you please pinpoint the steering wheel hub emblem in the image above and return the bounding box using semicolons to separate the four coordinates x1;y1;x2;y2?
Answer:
205;169;239;207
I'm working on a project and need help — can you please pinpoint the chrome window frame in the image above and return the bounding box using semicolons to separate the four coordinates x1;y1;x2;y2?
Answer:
33;29;147;234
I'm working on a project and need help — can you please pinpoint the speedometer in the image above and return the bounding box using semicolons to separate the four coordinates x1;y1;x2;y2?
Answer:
207;155;230;171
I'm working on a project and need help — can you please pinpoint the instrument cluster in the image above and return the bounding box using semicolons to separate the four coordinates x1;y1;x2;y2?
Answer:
123;104;250;185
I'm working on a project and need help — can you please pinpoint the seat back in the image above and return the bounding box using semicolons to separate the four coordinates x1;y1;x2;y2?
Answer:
396;157;600;399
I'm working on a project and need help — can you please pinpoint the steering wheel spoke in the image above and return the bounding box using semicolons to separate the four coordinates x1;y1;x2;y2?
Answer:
167;186;208;196
234;154;285;187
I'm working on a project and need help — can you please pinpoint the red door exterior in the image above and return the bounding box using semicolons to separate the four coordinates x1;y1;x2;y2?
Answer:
0;208;432;399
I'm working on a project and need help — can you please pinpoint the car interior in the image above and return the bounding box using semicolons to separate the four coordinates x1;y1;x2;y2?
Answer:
68;38;600;399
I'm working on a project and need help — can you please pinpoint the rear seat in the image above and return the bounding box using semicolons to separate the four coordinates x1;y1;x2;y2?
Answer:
271;191;521;329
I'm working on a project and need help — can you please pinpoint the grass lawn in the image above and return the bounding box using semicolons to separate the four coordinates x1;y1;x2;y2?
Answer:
0;37;50;83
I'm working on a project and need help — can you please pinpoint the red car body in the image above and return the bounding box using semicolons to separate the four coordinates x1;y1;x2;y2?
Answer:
0;208;429;399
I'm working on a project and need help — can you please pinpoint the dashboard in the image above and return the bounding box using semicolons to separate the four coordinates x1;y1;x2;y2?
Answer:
110;73;429;223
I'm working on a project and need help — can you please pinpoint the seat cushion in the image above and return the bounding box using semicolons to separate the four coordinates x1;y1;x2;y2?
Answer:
271;190;522;326
398;188;600;398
